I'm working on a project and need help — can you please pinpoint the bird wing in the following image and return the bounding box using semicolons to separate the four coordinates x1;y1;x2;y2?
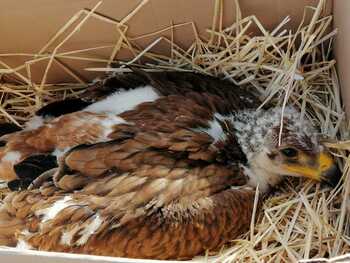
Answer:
0;89;256;259
55;92;247;181
0;111;136;181
82;69;260;111
0;91;244;183
0;69;258;183
0;128;249;253
0;134;251;252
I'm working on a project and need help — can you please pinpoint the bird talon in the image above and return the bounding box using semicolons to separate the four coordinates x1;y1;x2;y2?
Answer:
28;168;57;190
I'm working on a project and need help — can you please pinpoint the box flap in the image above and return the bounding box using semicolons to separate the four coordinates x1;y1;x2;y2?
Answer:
0;0;331;82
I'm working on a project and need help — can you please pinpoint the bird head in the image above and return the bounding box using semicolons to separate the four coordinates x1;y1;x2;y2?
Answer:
232;107;341;192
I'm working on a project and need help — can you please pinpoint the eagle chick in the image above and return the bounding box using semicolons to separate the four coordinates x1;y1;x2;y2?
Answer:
0;71;340;260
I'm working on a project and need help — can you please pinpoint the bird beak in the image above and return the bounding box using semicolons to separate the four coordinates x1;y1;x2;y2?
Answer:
283;151;341;187
299;151;342;187
318;152;342;187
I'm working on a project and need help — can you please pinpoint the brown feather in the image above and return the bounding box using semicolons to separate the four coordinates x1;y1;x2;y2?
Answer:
0;71;262;259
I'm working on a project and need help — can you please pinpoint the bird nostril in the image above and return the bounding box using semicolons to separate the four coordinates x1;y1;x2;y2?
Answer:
321;164;328;170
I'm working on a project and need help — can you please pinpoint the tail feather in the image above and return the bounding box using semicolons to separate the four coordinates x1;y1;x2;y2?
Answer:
0;123;21;136
35;99;91;118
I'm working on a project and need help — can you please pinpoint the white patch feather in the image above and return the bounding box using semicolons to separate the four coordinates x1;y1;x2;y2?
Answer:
2;151;21;163
24;116;46;131
85;85;159;114
52;148;69;159
99;114;127;141
194;113;227;143
76;214;102;246
16;229;32;250
0;181;7;189
36;196;73;222
60;226;79;246
60;231;73;246
16;239;33;250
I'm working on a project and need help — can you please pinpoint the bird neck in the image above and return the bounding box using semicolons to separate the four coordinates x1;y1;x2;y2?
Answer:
199;111;265;165
241;150;282;193
207;112;279;193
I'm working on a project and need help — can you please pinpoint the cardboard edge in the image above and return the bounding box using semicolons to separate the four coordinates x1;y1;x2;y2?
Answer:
0;247;191;263
334;0;350;116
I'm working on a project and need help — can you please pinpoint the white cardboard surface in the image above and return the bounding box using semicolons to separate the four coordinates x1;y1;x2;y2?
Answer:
0;247;203;263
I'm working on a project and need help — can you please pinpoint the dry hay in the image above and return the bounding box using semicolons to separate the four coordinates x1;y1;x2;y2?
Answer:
0;0;349;262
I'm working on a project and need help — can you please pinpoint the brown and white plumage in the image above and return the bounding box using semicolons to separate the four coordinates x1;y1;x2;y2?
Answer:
0;71;340;259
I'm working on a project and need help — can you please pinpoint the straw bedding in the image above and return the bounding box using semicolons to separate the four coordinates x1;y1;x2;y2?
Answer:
0;0;349;262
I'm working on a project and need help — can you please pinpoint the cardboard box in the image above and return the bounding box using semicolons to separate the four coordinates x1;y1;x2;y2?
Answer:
0;0;348;262
0;1;333;84
0;247;186;263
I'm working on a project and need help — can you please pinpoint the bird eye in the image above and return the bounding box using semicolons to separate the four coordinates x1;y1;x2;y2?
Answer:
280;148;298;158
